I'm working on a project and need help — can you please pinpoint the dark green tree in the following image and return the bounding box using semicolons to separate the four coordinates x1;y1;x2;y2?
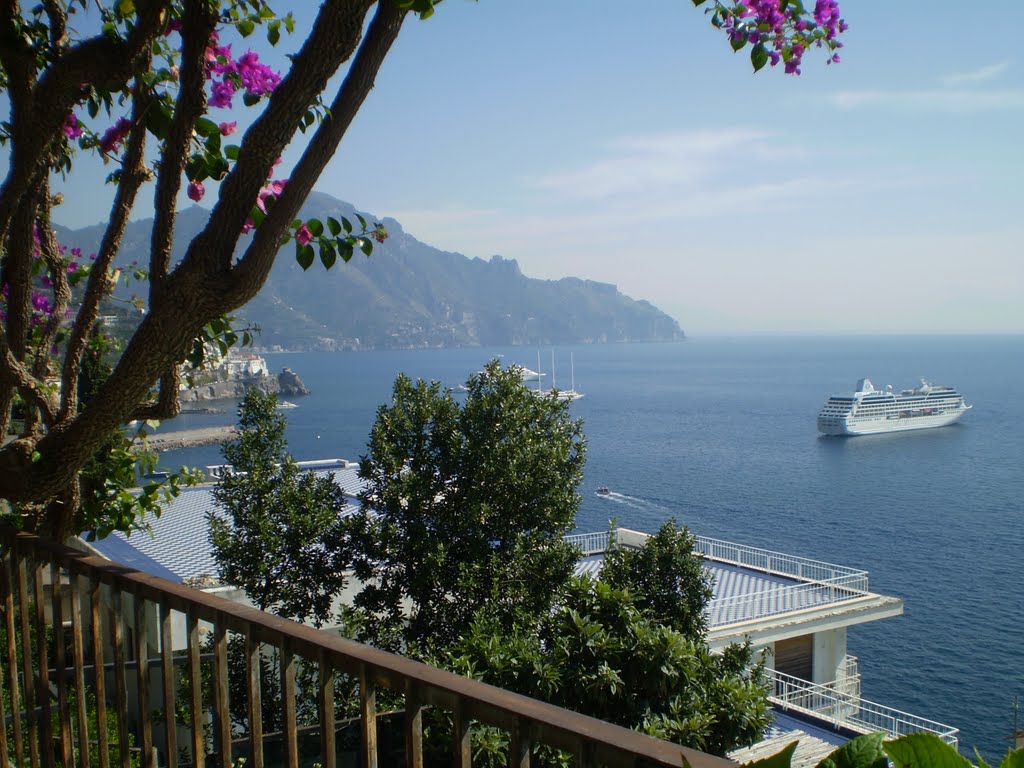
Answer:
601;519;713;638
444;576;770;759
208;389;351;626
351;360;586;653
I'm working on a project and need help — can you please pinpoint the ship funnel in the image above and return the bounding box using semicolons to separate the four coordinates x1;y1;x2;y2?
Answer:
856;378;875;393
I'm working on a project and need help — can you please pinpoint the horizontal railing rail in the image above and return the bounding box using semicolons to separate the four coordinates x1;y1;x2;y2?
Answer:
770;669;959;748
1;528;732;768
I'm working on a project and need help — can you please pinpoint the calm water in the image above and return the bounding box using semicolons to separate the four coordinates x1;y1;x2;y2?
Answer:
157;335;1024;758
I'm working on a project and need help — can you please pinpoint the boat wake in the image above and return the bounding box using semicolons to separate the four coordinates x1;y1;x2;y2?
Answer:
596;491;673;515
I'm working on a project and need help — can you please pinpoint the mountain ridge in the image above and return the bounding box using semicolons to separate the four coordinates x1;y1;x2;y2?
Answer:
56;191;684;351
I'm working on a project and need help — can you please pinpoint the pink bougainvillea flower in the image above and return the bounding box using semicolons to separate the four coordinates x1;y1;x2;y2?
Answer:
209;80;235;109
63;114;83;140
99;117;132;154
187;181;205;202
295;225;313;247
219;121;237;136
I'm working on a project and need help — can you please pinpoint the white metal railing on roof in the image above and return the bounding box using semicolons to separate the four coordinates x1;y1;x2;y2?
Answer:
565;530;613;556
564;530;873;628
771;669;959;748
708;573;869;626
694;536;869;590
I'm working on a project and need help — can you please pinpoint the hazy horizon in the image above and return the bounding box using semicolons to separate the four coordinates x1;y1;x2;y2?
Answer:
42;2;1023;336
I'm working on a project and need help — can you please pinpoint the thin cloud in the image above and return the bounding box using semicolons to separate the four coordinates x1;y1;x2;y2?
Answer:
832;89;1024;111
529;129;783;201
942;61;1010;86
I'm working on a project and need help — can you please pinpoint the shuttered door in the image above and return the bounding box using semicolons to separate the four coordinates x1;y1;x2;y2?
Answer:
774;635;814;682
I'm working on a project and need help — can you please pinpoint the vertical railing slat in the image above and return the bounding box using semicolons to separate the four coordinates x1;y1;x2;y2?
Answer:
359;664;378;768
134;593;154;768
245;632;264;768
280;639;299;768
89;580;110;768
160;599;178;768
69;572;90;768
50;561;73;768
405;680;423;768
1;544;25;768
187;612;205;768
110;587;130;768
213;621;231;768
0;563;9;768
33;557;54;768
453;698;471;768
16;544;39;768
318;650;336;768
509;719;532;768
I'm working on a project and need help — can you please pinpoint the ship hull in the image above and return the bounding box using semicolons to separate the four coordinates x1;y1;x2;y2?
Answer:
818;407;968;436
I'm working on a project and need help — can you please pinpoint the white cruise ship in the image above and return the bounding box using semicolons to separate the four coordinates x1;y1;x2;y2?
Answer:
817;378;971;436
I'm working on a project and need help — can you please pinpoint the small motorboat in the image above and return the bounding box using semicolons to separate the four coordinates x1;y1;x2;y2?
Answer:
595;486;611;496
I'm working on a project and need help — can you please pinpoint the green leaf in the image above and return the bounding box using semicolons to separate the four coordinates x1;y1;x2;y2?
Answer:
731;35;747;52
341;216;353;234
336;239;354;263
243;92;261;107
884;734;973;768
238;18;255;37
267;21;280;46
208;154;229;181
296;243;315;270
195;117;221;138
306;218;324;237
356;213;368;230
818;733;887;768
319;241;337;269
225;145;241;161
186;154;208;182
999;747;1024;768
326;217;342;236
357;237;373;257
751;43;769;72
144;103;172;140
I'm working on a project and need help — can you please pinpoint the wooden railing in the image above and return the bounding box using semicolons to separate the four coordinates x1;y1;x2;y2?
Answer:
0;529;733;768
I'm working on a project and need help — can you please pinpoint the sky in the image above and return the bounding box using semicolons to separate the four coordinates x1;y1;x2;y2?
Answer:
47;1;1024;335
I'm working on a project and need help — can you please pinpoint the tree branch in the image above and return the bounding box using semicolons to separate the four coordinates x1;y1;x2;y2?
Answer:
149;0;216;298
0;3;165;250
227;0;407;306
174;0;376;289
59;71;152;422
34;195;73;389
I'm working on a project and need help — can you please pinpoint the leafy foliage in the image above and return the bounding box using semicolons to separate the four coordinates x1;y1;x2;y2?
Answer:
443;574;770;758
601;518;713;638
351;360;586;653
208;389;351;625
744;731;1024;768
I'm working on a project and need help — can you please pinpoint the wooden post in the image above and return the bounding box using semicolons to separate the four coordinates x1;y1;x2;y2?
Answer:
318;651;336;768
359;664;378;768
159;599;178;768
245;632;264;768
404;680;423;768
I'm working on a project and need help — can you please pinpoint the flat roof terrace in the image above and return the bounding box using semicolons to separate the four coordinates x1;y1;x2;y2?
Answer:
568;529;904;646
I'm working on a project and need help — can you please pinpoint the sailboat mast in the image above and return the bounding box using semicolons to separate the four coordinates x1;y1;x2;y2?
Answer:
551;350;557;391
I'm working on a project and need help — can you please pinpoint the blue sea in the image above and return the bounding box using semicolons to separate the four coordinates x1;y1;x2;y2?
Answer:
156;335;1024;759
